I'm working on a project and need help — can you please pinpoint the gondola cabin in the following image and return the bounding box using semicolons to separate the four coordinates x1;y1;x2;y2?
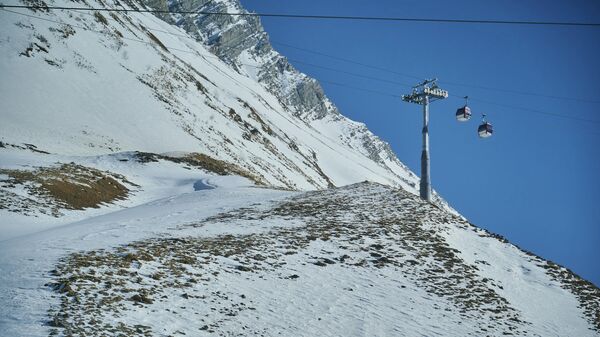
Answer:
478;122;493;138
456;105;471;122
456;96;471;122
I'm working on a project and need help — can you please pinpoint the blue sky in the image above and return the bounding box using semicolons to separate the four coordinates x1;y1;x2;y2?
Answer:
239;0;600;285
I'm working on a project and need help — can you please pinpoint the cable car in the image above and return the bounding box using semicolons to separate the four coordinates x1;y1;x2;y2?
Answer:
456;96;471;122
478;114;493;138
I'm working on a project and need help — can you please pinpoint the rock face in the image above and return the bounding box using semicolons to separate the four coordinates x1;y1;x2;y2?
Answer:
155;0;412;176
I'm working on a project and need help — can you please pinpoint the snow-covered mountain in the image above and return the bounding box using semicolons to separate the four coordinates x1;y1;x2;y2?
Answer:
161;0;404;170
0;0;422;195
1;0;599;336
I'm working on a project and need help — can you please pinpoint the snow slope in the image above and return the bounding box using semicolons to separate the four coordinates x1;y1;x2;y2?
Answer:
0;0;421;194
0;162;294;336
1;171;598;336
0;148;257;240
169;0;414;173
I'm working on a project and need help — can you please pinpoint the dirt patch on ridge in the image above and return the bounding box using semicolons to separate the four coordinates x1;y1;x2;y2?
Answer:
0;163;132;216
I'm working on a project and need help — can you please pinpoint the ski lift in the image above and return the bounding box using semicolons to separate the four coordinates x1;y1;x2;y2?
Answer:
478;114;493;138
456;96;471;122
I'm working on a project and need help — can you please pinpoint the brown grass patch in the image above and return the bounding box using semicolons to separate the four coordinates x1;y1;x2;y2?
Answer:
1;163;130;211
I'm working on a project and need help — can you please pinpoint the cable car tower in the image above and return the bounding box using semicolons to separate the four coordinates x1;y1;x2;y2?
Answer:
402;79;448;202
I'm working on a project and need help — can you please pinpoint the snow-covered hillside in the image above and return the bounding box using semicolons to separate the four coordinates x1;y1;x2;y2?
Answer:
0;0;421;194
162;0;407;171
1;159;598;336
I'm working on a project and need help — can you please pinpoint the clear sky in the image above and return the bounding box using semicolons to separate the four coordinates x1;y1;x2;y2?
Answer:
239;0;600;286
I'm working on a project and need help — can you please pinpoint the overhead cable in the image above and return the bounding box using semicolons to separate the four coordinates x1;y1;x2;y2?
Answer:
1;4;600;27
